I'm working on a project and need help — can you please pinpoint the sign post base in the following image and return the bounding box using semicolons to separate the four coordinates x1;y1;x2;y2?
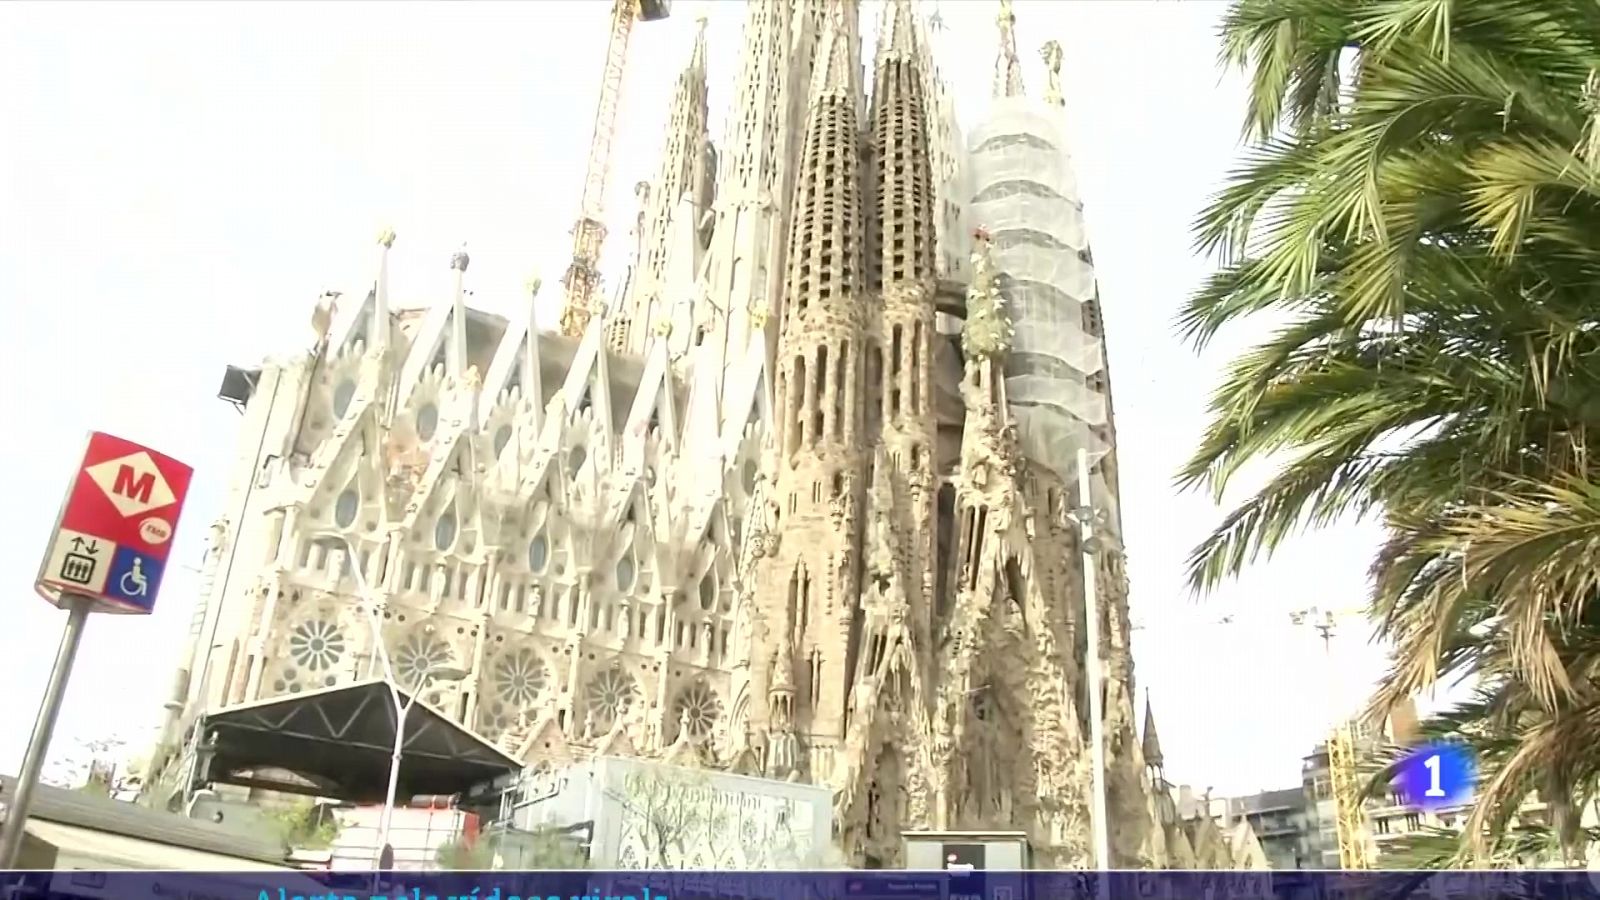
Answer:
0;595;93;868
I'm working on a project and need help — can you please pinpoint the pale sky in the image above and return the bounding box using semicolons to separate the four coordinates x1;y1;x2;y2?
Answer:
0;0;1398;799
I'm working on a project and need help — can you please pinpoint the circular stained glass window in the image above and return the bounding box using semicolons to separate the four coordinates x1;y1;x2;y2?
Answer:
493;648;550;708
672;682;723;740
334;488;360;528
332;379;357;419
494;425;513;456
615;555;636;592
288;619;346;673
585;667;640;732
528;533;550;573
434;513;458;551
417;403;440;441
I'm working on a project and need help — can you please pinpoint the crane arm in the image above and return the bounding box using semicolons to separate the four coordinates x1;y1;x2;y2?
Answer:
558;0;641;338
578;0;635;226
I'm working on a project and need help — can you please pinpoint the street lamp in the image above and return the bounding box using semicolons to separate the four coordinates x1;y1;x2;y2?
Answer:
1070;446;1112;871
311;535;467;866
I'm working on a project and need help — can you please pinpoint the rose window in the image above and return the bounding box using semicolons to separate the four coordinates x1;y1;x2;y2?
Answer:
288;619;346;672
474;649;551;740
493;648;550;707
584;667;640;731
393;630;454;688
671;681;722;740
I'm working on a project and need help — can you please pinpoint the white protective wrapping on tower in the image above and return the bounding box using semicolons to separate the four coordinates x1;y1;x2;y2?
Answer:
965;96;1116;517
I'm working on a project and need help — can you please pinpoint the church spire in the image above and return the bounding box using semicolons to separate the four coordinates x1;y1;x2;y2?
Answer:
606;14;712;354
809;0;862;109
993;0;1024;99
1142;689;1165;768
756;0;869;745
448;245;469;379
874;0;918;68
372;227;395;355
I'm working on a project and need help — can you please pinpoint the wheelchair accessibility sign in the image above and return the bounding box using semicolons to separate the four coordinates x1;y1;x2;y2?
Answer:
105;547;163;612
35;431;193;615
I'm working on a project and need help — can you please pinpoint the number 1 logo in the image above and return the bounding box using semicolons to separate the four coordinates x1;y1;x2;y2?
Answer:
1397;741;1476;810
1423;753;1445;798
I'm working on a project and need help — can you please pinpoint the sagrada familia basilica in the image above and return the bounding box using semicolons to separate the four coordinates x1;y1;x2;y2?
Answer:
142;0;1255;871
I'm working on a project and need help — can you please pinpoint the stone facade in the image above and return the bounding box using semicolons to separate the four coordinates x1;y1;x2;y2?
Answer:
151;0;1164;869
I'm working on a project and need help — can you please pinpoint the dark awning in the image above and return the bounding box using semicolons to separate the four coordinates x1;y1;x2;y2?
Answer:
197;678;521;802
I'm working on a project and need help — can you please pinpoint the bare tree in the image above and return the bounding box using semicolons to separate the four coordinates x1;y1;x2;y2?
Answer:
605;764;842;870
605;767;731;869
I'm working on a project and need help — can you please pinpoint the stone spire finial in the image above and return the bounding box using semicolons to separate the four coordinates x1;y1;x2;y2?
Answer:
1142;689;1165;768
809;0;862;108
448;244;469;379
875;0;918;65
689;14;709;70
993;0;1024;99
961;227;1013;360
1040;40;1065;107
372;228;395;353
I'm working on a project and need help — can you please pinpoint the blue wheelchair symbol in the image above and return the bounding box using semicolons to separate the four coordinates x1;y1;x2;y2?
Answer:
120;558;149;597
106;547;164;612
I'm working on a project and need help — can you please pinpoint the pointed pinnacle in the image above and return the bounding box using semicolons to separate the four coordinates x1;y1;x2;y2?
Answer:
810;0;860;104
879;0;917;59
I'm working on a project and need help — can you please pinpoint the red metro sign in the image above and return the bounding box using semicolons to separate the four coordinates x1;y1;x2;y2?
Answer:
35;431;194;614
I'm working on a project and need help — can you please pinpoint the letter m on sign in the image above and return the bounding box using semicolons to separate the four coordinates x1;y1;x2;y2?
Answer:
84;450;178;518
114;465;156;504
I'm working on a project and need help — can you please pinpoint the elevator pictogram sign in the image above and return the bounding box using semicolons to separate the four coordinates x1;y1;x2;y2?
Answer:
35;432;193;614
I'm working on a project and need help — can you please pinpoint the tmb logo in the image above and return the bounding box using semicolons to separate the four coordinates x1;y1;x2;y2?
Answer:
85;451;178;517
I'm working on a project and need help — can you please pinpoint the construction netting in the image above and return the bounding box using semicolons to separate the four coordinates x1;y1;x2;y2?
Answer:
963;96;1120;530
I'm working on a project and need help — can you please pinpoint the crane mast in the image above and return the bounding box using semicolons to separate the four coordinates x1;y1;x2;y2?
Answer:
557;0;672;338
1328;719;1372;869
1293;606;1376;869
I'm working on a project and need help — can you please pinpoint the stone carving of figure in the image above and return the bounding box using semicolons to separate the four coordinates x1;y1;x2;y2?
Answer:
766;729;799;780
582;708;599;742
851;677;877;722
885;574;909;624
678;705;695;742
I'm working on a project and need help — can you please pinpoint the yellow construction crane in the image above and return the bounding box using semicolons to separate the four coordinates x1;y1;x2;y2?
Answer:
557;0;673;339
1291;605;1376;869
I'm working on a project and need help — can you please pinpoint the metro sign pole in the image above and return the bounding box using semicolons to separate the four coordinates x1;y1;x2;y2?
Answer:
0;432;192;868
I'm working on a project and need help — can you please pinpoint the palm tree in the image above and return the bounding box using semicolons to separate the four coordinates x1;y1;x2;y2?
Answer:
1182;0;1600;861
